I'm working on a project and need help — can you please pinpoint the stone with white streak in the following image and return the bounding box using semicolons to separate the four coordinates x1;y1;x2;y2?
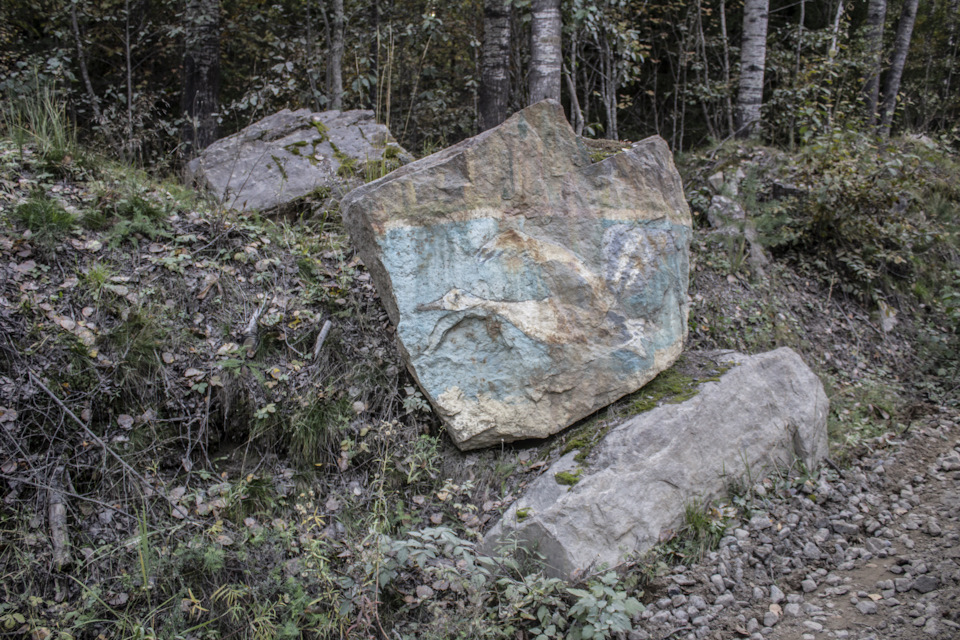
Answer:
341;100;692;450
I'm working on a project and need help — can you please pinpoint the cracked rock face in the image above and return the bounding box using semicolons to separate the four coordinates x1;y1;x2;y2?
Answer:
187;108;406;212
341;100;692;450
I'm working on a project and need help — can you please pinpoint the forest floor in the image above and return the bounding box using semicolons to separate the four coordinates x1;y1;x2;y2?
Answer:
0;135;958;640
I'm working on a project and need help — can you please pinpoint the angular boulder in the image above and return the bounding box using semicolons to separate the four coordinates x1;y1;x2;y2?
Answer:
482;348;830;578
341;100;692;450
187;109;407;212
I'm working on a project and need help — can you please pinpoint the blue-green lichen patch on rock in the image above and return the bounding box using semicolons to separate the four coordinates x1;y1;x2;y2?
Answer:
341;100;692;450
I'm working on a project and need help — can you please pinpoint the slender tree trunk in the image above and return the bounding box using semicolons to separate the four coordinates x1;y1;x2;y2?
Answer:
70;1;116;150
479;0;511;131
529;0;562;104
944;0;960;127
305;0;321;111
719;0;735;136
863;0;887;126
788;0;805;148
327;0;344;110
369;0;379;109
182;0;220;154
599;26;618;140
735;0;769;138
563;26;584;135
879;0;919;136
829;0;845;55
124;0;134;160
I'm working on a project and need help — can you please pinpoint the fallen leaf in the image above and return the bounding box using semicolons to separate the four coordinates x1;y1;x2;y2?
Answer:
184;368;204;378
82;306;95;317
117;414;134;430
415;585;434;599
13;260;36;273
429;513;443;525
171;505;188;519
162;352;175;364
84;240;102;252
0;408;17;423
58;317;76;331
148;243;165;253
59;276;78;289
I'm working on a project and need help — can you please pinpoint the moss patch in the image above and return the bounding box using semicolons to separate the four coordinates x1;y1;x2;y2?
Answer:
558;356;737;464
554;469;582;486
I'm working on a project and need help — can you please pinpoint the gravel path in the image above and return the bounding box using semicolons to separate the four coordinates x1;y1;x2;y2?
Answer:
631;409;960;640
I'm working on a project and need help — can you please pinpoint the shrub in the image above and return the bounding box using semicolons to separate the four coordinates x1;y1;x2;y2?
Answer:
12;192;75;245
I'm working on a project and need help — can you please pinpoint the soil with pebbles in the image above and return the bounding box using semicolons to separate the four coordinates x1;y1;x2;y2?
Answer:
630;409;960;640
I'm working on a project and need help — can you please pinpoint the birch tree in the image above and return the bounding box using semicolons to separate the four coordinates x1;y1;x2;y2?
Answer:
863;0;887;125
735;0;769;138
879;0;920;136
529;0;562;104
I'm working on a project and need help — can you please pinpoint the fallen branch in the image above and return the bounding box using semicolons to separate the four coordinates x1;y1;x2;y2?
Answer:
242;298;269;356
48;465;71;571
313;320;333;360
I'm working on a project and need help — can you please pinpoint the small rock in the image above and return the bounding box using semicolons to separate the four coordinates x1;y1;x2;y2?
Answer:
784;603;802;617
801;579;818;593
770;585;785;604
912;575;939;594
802;621;823;632
856;601;878;615
763;611;780;627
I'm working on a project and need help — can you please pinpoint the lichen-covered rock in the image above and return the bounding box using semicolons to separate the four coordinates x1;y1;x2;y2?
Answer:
482;348;830;578
341;100;692;450
187;109;407;212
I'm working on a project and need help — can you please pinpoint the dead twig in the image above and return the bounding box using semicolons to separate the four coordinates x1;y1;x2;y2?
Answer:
242;297;269;356
313;320;334;360
48;465;72;571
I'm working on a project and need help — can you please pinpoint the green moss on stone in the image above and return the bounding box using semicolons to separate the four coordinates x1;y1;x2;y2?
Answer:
554;469;582;486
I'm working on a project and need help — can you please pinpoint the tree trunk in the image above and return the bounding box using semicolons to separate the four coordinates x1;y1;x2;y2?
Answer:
327;0;344;110
719;0;735;136
305;0;321;111
735;0;769;138
829;0;845;55
529;0;562;104
863;0;887;126
563;25;584;135
879;0;919;136
182;0;220;154
479;0;511;131
369;0;379;109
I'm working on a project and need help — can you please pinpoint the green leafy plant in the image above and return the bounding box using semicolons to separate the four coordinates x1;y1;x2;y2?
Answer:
12;192;75;246
566;572;644;640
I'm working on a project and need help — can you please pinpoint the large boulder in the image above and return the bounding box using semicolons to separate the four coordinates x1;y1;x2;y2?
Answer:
187;109;407;212
482;348;830;579
341;100;692;450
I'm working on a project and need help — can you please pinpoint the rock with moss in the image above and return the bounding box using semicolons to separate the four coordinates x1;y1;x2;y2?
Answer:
187;109;409;212
341;100;692;450
482;348;829;579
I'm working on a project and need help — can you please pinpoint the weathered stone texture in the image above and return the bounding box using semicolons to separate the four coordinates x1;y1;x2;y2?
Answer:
482;348;830;578
341;100;692;449
187;108;406;212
